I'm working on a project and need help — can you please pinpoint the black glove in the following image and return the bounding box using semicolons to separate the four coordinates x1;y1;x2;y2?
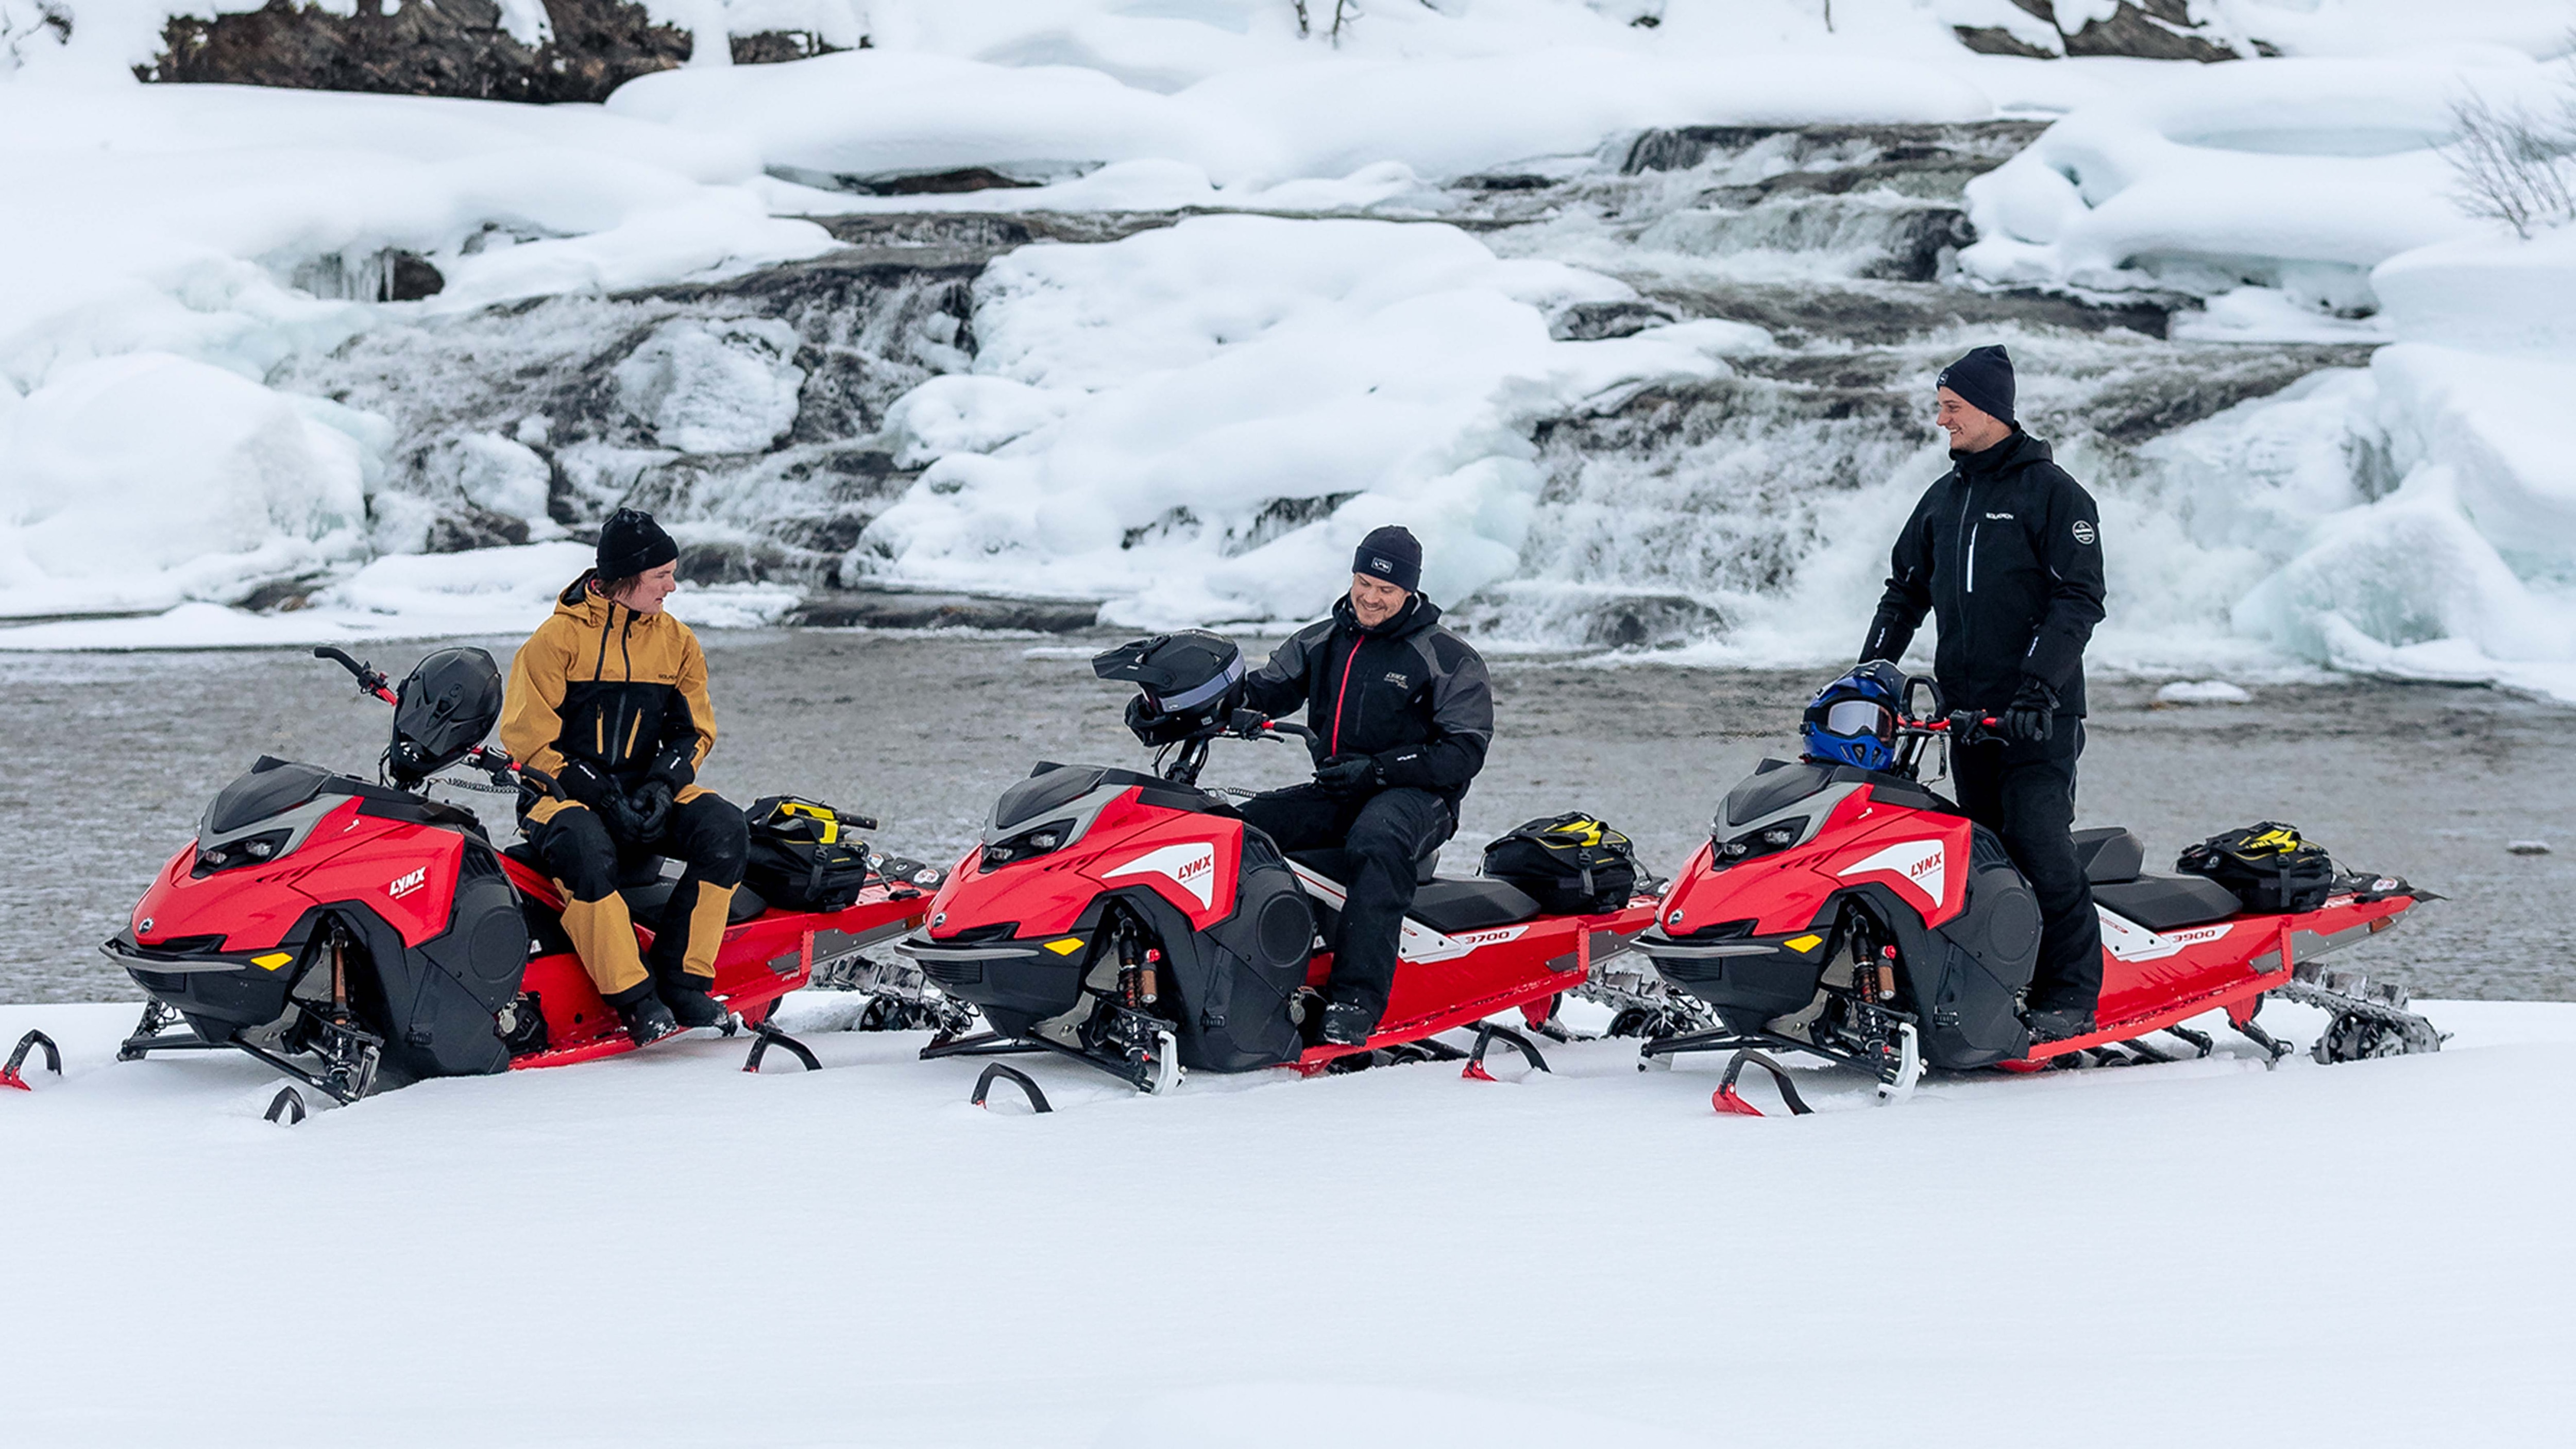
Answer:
1315;753;1381;796
1125;695;1198;746
2004;675;2059;744
628;779;675;841
645;745;696;792
553;759;616;812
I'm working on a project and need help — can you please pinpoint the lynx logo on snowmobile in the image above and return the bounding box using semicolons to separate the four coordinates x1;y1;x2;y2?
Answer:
1106;842;1218;909
2073;520;2097;545
1836;839;1946;914
387;866;427;899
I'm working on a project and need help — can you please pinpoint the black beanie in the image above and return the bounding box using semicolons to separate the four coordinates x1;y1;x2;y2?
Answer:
597;507;678;581
1936;344;2015;427
1353;525;1422;593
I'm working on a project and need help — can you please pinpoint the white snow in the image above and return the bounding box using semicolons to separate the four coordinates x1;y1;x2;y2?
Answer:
2154;678;2253;704
0;990;2567;1445
854;214;1773;624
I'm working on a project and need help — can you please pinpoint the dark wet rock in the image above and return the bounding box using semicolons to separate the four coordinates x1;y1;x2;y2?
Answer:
728;29;846;65
421;503;531;553
676;538;802;586
1953;0;2264;63
1620;122;2047;180
234;574;328;613
388;252;445;301
138;0;690;102
1552;300;1679;342
787;589;1101;633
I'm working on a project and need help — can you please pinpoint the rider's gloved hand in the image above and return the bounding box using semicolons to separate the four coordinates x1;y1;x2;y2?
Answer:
1315;753;1381;796
2004;674;2059;744
554;759;615;811
1125;695;1197;746
645;745;696;792
628;780;675;841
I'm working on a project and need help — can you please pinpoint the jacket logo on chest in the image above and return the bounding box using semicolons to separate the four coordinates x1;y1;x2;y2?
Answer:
1984;512;2014;520
1382;671;1410;686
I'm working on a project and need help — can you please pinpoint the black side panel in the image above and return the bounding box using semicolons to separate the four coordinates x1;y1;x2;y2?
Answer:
1159;838;1310;1072
1910;832;2037;1068
1661;951;1825;1032
341;853;524;1080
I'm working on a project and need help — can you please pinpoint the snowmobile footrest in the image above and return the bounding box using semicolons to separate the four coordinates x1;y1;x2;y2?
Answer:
1462;1024;1550;1082
1714;1049;1812;1117
971;1063;1050;1114
743;1021;820;1074
264;1087;306;1125
2;1030;60;1090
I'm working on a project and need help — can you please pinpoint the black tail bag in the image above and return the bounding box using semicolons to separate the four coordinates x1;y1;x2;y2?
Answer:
2178;822;2335;914
743;796;876;911
1482;812;1639;915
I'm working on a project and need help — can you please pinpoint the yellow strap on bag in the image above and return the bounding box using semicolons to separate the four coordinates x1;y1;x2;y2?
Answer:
2243;826;2302;856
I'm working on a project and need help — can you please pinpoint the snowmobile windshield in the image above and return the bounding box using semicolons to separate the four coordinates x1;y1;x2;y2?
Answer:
202;757;349;837
1722;761;1840;830
992;764;1109;832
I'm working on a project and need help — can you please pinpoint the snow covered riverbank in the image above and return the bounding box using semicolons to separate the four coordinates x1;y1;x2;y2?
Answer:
5;3;2574;700
2;990;2568;1447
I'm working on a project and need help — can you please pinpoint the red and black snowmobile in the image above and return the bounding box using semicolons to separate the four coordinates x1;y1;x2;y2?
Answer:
102;645;940;1116
1625;676;2444;1115
893;633;1659;1107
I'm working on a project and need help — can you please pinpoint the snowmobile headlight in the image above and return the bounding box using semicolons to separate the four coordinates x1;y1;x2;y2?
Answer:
1713;816;1810;868
980;818;1077;872
194;828;297;877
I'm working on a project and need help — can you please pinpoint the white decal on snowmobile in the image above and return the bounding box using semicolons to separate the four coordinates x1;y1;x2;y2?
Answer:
1106;843;1218;910
1838;840;1946;914
2094;909;2230;962
387;867;427;899
1448;926;1529;949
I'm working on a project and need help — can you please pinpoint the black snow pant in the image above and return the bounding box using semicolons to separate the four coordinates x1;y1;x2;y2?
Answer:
530;791;749;1003
1234;783;1455;1024
1952;715;2103;1016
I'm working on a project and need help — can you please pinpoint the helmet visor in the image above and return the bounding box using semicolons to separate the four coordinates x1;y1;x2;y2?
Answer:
1823;698;1892;739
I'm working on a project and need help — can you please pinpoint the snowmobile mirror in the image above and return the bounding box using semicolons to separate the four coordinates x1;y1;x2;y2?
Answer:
1905;675;1943;724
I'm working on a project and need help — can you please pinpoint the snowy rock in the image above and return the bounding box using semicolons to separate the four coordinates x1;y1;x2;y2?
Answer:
1948;0;2258;63
0;352;367;617
134;0;690;103
611;317;806;455
2505;840;2551;855
2154;678;2252;704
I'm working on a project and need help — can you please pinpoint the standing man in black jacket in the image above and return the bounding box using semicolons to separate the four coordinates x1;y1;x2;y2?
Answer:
1861;346;2108;1041
1233;526;1495;1047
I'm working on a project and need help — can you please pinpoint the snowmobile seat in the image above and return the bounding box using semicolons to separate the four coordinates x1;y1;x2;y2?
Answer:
2092;874;2241;932
1404;877;1546;934
2073;826;2146;884
617;875;770;926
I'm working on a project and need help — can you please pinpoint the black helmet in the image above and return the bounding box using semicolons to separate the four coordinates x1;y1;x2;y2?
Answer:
1092;630;1245;724
387;647;503;787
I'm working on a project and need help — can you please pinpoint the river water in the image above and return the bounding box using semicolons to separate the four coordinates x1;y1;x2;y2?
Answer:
4;633;2567;1004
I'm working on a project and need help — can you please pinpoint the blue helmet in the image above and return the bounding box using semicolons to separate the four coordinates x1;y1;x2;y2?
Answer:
1802;662;1907;772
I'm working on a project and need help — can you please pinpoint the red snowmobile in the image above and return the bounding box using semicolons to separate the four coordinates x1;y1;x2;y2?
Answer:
100;645;939;1116
893;633;1659;1107
1625;679;2443;1115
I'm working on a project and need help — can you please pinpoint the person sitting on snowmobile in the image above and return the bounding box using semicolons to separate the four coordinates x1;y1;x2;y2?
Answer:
501;508;751;1046
1136;526;1494;1048
1858;345;2108;1043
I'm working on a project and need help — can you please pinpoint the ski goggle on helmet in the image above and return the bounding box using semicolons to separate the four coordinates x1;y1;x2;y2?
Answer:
1800;661;1909;772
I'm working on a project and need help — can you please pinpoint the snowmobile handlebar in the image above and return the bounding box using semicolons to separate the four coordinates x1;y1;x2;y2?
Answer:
1932;710;2006;745
313;645;397;704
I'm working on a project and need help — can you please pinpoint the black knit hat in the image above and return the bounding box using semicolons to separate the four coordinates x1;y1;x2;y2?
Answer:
1936;344;2015;427
597;507;678;581
1353;525;1422;593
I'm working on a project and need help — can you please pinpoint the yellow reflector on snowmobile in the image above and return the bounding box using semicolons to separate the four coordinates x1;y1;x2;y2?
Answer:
250;951;294;970
1784;934;1823;955
1043;937;1084;956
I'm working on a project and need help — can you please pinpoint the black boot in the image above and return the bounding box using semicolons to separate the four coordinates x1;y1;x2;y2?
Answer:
1319;1002;1377;1047
609;983;682;1046
2025;1006;2097;1044
659;973;727;1029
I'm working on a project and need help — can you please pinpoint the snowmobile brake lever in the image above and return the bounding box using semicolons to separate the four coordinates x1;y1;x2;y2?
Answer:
2;1030;61;1091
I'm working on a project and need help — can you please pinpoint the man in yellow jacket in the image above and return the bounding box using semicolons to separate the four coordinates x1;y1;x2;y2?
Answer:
501;508;749;1045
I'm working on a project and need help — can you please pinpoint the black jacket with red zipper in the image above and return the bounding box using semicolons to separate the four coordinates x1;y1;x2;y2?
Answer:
1241;593;1494;806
